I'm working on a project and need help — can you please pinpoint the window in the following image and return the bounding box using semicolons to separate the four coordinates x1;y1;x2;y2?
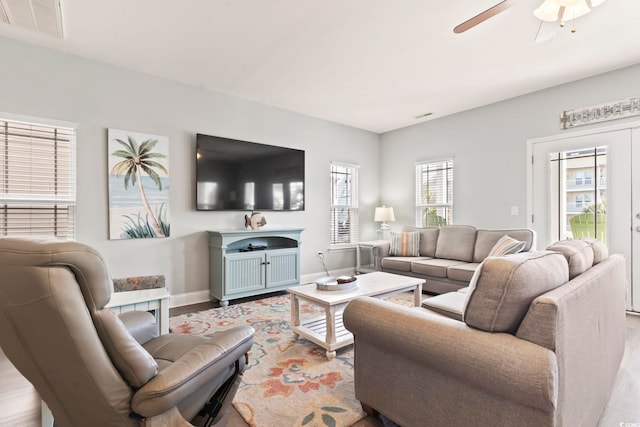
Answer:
330;162;358;245
549;147;606;242
415;159;453;227
0;118;76;239
584;170;593;185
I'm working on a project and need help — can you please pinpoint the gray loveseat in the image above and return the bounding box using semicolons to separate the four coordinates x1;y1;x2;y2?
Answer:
372;225;535;294
344;238;626;427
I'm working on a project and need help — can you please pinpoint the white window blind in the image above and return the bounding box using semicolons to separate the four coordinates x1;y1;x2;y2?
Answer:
415;159;453;227
0;118;76;239
330;162;359;245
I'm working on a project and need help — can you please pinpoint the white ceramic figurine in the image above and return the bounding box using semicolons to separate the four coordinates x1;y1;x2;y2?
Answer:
244;211;267;230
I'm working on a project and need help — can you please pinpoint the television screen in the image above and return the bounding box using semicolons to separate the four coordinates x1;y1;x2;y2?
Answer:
196;134;305;211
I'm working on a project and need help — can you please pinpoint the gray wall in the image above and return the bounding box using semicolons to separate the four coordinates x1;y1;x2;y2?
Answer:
380;62;640;230
0;36;380;303
3;32;639;304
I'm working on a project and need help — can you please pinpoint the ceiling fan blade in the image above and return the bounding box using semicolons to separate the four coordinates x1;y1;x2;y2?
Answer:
534;19;559;44
454;0;513;34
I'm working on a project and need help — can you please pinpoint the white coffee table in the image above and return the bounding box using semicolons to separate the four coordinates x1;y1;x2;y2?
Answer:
288;271;424;360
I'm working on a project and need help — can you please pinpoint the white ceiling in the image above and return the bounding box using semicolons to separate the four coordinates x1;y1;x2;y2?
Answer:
1;0;639;133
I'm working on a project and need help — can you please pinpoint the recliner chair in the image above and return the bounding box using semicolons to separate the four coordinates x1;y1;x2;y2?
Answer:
0;237;254;426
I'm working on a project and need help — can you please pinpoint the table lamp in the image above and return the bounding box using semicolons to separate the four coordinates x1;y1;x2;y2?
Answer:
374;206;395;236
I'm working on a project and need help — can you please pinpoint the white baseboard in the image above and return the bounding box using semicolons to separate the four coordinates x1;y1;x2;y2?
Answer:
170;268;357;308
169;290;210;308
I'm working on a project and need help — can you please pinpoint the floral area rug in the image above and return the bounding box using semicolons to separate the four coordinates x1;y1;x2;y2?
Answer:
169;291;415;427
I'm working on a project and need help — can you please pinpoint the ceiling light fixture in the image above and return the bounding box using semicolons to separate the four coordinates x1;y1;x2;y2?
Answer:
534;0;606;33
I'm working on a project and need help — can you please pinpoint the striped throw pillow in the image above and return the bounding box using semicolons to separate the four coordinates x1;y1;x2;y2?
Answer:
488;234;526;257
389;231;421;256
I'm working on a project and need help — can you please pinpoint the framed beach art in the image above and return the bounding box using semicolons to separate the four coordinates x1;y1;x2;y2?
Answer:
108;128;170;239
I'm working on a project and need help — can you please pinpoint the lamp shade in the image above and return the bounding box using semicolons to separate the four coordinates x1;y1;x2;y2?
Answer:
563;0;591;20
534;0;564;21
534;0;592;22
374;206;395;222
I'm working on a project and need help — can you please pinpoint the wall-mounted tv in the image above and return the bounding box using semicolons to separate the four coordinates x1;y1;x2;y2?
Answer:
196;134;305;211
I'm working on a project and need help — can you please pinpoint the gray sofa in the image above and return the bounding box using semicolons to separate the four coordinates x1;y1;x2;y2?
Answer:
372;225;536;294
344;238;626;427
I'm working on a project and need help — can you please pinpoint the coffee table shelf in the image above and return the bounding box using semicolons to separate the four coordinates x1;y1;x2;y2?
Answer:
289;272;424;360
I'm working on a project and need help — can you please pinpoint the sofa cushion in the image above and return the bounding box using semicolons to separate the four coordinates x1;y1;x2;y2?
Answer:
389;231;420;256
402;226;440;257
487;235;526;257
447;262;481;282
421;292;465;321
411;258;467;278
580;237;608;264
382;256;430;272
463;251;569;334
473;229;535;262
434;225;477;262
546;240;594;279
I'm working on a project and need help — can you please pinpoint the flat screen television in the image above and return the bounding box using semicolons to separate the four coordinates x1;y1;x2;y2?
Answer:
196;134;305;211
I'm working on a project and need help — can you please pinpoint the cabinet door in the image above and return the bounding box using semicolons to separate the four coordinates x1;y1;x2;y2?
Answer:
225;252;265;295
265;248;299;288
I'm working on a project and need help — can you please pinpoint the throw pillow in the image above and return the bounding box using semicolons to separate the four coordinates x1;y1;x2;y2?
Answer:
580;237;608;264
389;231;420;257
487;234;526;257
463;251;569;333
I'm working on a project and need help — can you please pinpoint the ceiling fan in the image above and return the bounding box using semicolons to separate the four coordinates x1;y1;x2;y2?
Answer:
453;0;607;43
453;0;513;34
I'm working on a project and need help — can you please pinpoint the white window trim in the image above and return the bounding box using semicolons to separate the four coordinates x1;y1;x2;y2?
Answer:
330;161;359;249
0;115;77;239
415;158;453;227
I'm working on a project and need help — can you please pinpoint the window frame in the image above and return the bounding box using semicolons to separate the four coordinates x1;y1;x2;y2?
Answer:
329;162;359;248
0;114;77;239
415;158;453;228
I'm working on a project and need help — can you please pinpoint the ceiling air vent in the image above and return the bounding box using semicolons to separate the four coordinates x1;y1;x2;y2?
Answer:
0;0;64;38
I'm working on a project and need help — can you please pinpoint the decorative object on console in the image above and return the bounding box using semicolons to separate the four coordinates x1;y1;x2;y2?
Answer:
108;128;170;240
374;205;395;238
244;211;266;230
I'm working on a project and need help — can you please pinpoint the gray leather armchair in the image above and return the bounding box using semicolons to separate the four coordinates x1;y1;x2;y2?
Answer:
0;237;254;426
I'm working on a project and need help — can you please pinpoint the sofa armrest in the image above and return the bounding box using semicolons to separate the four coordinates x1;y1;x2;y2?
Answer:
370;241;390;259
343;297;558;414
118;310;158;345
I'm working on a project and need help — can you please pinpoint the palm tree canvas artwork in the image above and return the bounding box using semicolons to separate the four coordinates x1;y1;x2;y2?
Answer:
108;128;170;239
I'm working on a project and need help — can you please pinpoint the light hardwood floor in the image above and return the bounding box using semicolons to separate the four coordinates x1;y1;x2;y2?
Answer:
2;314;639;426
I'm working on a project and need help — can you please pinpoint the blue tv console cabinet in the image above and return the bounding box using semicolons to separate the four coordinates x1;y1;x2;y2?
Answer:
207;228;304;306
